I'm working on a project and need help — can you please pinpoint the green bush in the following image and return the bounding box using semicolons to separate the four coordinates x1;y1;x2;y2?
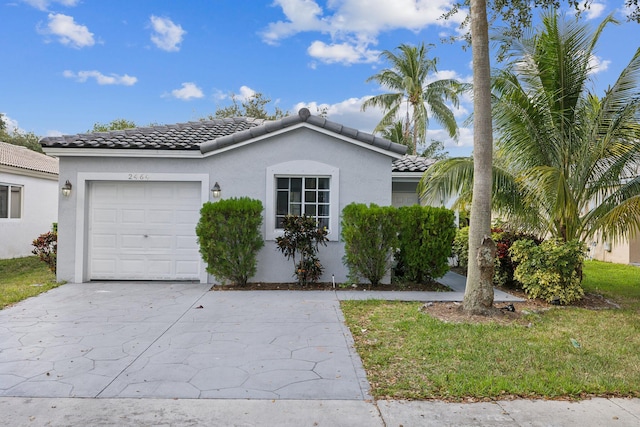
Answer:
492;228;542;288
510;238;585;304
32;226;57;273
275;214;328;285
452;226;469;269
396;205;456;283
196;197;264;286
341;203;399;286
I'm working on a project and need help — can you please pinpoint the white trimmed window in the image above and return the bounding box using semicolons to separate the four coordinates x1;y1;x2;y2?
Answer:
276;177;330;229
266;161;339;241
0;184;22;219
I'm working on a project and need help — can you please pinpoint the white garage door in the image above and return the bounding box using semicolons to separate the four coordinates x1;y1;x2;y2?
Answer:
89;181;202;280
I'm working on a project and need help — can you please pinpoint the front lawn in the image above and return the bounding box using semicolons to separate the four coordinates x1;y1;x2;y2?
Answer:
342;260;640;400
0;256;60;309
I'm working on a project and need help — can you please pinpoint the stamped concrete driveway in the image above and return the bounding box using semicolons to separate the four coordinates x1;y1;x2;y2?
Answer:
0;283;370;400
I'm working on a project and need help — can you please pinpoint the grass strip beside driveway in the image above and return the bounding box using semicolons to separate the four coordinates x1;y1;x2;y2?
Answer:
0;256;60;309
342;275;640;401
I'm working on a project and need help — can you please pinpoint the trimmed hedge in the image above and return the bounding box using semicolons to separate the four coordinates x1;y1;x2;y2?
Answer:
396;205;456;283
196;197;264;286
341;203;399;285
341;203;456;285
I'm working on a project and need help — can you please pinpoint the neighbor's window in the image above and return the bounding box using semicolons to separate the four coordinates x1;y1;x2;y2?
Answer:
276;177;330;230
0;184;22;219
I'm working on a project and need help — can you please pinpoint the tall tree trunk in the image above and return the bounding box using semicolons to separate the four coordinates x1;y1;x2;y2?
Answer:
463;0;495;314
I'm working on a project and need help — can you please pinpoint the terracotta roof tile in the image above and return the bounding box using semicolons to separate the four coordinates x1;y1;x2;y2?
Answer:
0;141;59;175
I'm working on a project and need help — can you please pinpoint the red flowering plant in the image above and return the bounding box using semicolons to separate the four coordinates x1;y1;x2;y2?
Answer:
32;230;58;274
491;227;542;288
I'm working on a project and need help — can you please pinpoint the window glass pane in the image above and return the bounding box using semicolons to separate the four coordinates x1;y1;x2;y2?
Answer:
0;185;7;218
276;216;284;229
305;177;317;189
10;187;21;218
290;178;302;202
318;178;330;189
318;218;329;230
305;205;316;216
290;203;301;215
277;178;289;190
276;191;288;215
318;204;329;216
318;191;329;203
305;191;316;203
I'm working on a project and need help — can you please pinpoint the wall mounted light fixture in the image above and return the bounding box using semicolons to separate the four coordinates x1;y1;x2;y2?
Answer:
211;182;221;199
61;180;72;197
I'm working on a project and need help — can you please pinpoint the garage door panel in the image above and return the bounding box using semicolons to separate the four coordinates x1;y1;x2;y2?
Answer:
92;234;117;249
120;234;146;249
176;210;199;224
120;255;146;269
176;260;200;275
121;209;146;224
91;259;117;275
176;235;196;250
93;208;118;224
89;181;203;281
122;184;145;199
148;236;173;250
150;210;174;225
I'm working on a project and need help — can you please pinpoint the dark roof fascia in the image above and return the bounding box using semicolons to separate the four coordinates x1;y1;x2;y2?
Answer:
200;108;407;157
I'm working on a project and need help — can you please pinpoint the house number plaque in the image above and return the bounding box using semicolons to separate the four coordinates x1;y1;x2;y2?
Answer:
128;174;150;180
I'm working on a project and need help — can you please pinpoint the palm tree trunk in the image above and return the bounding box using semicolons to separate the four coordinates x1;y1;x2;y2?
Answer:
463;0;495;314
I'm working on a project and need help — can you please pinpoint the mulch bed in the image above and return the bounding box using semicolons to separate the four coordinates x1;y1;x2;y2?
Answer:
211;281;450;292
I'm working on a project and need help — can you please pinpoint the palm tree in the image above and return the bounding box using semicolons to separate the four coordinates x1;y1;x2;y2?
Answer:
362;43;466;155
420;12;640;249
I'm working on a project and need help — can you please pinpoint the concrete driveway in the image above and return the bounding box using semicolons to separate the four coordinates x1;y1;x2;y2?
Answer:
0;283;370;400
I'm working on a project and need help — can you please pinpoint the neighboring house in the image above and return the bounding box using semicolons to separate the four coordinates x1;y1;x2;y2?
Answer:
391;156;435;207
587;165;640;265
41;108;412;284
0;141;59;259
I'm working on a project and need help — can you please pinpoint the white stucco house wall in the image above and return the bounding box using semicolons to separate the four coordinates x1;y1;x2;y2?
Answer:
41;108;434;284
0;141;59;259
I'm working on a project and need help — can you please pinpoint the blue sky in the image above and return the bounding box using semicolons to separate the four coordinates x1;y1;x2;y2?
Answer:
1;0;638;157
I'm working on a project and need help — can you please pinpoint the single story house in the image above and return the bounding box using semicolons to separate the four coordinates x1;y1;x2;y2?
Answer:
0;141;59;258
42;108;432;284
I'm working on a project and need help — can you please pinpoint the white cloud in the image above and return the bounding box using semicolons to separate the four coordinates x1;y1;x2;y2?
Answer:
238;85;257;101
589;54;611;74
262;0;466;64
170;82;204;100
22;0;79;11
0;113;23;134
307;40;380;64
576;1;607;20
63;70;138;85
46;129;63;137
149;15;186;52
40;13;94;48
294;93;473;156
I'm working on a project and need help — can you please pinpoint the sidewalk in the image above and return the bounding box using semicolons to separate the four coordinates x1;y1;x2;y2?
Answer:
336;271;523;302
2;396;639;426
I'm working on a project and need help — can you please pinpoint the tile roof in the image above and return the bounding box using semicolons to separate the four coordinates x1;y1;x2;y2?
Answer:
40;108;407;156
0;141;59;175
40;117;265;150
392;155;435;172
200;108;407;155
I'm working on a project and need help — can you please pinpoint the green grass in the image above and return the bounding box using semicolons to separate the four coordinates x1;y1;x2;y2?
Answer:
0;256;61;309
342;260;640;400
582;260;640;309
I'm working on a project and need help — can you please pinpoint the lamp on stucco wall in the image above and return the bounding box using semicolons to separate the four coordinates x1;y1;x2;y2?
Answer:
211;182;221;199
61;180;72;197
